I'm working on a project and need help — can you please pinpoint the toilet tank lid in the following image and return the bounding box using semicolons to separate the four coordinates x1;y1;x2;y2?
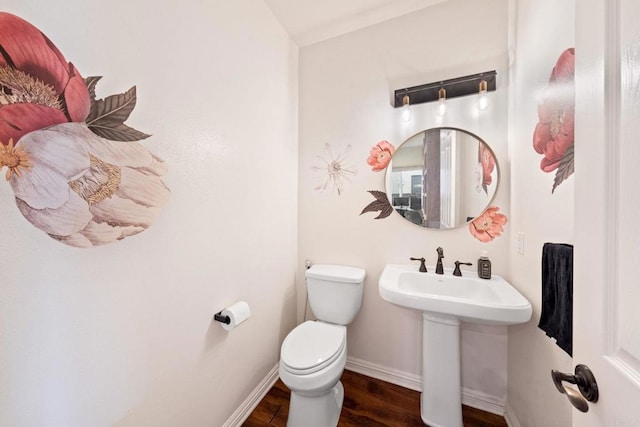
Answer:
305;264;366;283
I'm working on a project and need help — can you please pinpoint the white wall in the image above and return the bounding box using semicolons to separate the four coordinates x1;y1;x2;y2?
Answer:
299;0;512;405
506;0;575;425
0;2;298;426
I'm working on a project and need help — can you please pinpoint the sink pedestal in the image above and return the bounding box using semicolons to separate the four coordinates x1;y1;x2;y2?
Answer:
421;312;462;427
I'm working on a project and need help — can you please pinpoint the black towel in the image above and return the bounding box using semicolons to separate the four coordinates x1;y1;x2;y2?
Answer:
537;243;573;356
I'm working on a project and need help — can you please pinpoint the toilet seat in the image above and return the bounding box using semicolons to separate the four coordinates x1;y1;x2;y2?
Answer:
281;321;346;375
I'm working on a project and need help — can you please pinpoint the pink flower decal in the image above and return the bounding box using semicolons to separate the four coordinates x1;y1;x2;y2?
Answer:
533;48;575;192
0;12;91;144
469;206;508;243
367;140;395;172
479;143;495;193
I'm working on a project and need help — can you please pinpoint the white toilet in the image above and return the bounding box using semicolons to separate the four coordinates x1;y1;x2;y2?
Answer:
279;264;366;427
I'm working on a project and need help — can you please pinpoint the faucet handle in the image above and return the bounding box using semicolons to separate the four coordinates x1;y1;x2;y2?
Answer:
410;257;427;272
453;261;473;276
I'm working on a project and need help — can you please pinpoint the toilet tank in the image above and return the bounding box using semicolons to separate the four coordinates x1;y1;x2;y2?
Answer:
305;264;366;325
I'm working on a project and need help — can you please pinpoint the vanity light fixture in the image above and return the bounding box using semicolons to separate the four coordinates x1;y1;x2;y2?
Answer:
478;80;489;111
393;70;497;111
401;92;411;122
437;88;447;116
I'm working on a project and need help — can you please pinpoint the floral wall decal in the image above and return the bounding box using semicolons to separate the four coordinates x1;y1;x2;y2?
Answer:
359;140;396;220
84;77;151;141
533;48;575;193
477;142;495;194
312;143;356;195
0;14;90;143
469;206;508;243
360;190;393;219
0;12;169;248
367;140;395;172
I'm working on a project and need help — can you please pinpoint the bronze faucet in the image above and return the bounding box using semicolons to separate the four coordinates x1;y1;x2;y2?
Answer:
410;257;427;272
453;261;473;276
436;247;444;274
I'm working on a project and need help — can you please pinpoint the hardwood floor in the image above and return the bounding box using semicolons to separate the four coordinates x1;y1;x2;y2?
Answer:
243;370;508;427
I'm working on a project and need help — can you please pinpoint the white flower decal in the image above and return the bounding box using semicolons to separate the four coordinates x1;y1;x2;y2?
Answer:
312;143;357;196
5;122;170;247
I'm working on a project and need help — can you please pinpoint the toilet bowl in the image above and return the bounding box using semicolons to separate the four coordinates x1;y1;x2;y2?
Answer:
279;264;365;427
279;321;347;427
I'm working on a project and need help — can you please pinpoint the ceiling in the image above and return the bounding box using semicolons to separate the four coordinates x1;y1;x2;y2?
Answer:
264;0;448;47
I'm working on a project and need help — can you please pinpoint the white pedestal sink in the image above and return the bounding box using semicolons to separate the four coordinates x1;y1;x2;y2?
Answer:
378;264;532;427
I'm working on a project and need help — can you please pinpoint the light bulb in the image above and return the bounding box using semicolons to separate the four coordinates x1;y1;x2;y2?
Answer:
478;80;488;111
401;94;411;122
437;88;447;116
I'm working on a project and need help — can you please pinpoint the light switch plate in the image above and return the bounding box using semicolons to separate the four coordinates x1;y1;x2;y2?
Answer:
517;232;525;255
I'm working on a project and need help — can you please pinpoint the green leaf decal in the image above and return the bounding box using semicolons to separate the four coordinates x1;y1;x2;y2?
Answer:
84;76;102;104
87;122;151;142
84;80;150;142
552;143;574;193
360;190;394;219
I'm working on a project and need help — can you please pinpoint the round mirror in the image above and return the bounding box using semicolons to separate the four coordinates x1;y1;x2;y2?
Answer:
385;127;499;229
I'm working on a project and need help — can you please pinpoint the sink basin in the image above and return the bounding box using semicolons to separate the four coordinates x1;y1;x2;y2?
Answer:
378;264;532;427
378;264;532;325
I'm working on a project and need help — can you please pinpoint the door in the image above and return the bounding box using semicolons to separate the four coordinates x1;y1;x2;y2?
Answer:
439;129;456;228
572;0;640;424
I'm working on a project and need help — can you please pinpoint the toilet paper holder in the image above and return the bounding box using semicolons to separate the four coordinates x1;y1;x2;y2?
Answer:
214;301;251;331
214;312;231;324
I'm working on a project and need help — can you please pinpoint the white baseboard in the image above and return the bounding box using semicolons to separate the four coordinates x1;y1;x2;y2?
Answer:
222;364;280;427
345;356;506;416
504;402;523;427
224;357;509;426
346;356;422;391
461;387;505;416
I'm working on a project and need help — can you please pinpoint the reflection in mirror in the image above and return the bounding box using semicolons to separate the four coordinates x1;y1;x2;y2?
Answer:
386;128;498;229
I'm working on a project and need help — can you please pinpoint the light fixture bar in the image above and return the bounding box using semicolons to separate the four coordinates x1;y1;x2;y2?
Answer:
393;70;497;108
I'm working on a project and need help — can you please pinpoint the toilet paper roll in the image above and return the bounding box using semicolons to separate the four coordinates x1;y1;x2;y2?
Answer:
220;301;251;331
